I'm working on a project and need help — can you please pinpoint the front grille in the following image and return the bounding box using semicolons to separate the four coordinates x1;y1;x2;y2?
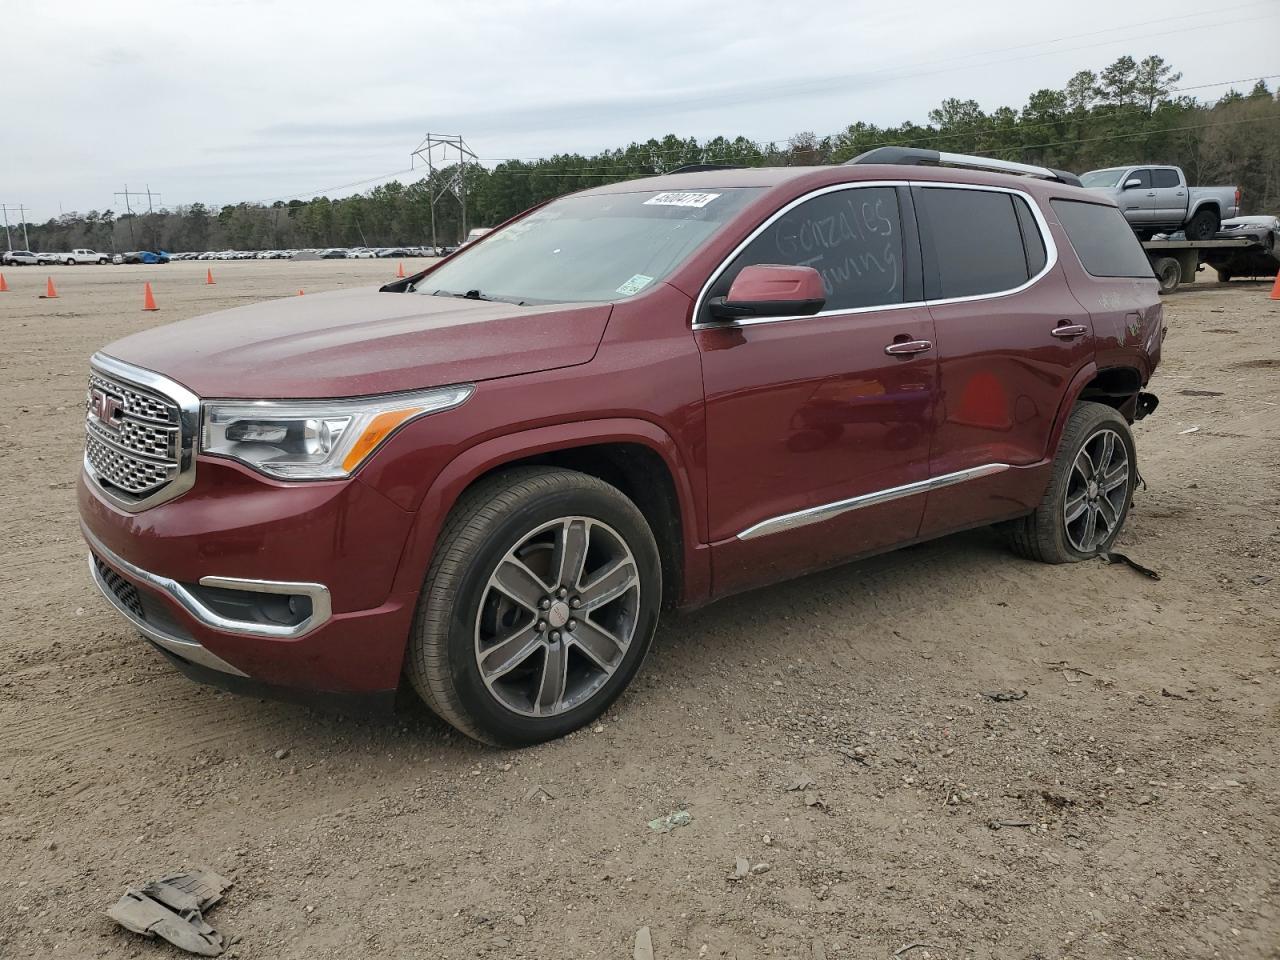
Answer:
84;369;183;501
93;554;145;620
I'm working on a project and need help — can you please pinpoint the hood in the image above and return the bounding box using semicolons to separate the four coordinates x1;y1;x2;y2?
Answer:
103;287;612;399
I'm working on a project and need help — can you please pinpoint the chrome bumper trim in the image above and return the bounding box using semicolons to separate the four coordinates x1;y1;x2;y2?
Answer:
82;524;333;640
737;463;1011;541
88;554;248;677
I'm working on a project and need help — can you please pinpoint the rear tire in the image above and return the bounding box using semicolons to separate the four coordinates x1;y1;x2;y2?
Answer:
406;467;662;746
1153;256;1181;294
1005;402;1137;564
1185;207;1220;241
1216;268;1233;283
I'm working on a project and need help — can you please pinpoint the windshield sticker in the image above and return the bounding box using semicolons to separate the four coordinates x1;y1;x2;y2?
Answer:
616;274;654;296
644;192;721;208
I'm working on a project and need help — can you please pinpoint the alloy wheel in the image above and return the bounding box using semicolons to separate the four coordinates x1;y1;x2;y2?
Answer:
1063;428;1130;553
475;516;641;718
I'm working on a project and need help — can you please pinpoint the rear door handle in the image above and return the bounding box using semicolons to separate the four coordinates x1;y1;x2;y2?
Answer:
1050;323;1089;339
884;339;933;356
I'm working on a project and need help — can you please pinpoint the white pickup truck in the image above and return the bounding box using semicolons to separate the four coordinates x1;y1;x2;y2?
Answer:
1080;165;1240;241
63;248;110;265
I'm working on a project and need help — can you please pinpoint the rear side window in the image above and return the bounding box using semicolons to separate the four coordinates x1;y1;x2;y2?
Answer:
707;186;905;314
1013;198;1047;276
1149;169;1180;188
915;188;1032;299
1051;200;1154;278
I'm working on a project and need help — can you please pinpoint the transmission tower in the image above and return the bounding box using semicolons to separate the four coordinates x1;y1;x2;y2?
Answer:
410;134;477;251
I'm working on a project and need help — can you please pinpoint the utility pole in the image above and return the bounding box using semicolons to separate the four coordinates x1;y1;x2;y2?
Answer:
16;205;29;249
114;185;151;249
410;133;477;250
1;203;12;251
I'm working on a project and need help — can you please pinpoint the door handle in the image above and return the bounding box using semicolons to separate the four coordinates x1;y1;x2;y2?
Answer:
884;339;933;356
1050;323;1089;339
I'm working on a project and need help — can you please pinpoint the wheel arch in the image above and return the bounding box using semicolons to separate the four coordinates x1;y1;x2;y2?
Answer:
391;419;709;610
1047;362;1145;457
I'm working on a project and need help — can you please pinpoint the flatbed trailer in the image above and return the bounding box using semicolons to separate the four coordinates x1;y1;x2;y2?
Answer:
1142;237;1274;293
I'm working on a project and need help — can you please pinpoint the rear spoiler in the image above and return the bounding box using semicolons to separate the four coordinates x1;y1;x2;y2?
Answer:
846;147;1082;187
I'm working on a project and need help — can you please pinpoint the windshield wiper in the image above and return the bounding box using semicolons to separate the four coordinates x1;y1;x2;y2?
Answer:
429;288;494;301
429;288;525;305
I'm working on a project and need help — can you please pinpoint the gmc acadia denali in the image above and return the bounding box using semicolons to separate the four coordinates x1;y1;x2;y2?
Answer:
78;148;1163;745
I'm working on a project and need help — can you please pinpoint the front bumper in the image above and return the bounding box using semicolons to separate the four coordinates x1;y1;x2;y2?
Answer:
78;460;422;698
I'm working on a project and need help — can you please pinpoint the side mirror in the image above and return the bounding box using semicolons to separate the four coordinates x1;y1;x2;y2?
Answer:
707;264;826;321
1123;177;1144;190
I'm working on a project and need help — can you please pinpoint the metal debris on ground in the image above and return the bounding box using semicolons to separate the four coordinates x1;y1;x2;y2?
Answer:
108;867;232;956
988;819;1034;830
1100;551;1162;580
522;784;554;802
980;690;1027;702
1179;389;1224;397
1161;687;1188;700
648;810;692;833
894;943;941;956
786;775;816;791
1249;575;1273;586
633;925;654;960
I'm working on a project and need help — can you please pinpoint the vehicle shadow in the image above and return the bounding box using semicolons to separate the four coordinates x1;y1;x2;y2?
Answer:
233;525;1015;758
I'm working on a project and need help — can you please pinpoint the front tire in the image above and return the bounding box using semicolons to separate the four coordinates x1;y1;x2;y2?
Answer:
1005;402;1136;564
406;467;662;746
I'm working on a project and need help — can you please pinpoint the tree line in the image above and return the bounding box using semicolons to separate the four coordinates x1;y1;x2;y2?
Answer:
13;55;1278;254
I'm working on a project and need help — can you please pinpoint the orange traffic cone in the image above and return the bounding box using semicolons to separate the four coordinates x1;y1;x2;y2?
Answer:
297;289;304;296
142;282;158;311
0;272;8;292
396;261;405;278
206;268;215;285
1270;271;1280;301
43;277;58;299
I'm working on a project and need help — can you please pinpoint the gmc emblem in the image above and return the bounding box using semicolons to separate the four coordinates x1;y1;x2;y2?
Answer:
88;388;123;428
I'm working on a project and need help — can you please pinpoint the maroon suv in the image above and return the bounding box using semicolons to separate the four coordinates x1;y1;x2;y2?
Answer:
79;149;1163;745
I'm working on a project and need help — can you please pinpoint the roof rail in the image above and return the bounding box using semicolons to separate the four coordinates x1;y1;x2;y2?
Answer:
846;147;1082;187
668;163;748;174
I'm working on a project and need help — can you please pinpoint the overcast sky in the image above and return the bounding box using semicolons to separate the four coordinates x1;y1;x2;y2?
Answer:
5;0;1278;222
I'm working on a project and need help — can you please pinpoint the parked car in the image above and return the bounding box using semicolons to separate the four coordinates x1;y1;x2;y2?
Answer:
64;248;111;265
78;149;1162;746
2;250;39;266
346;248;377;259
377;248;410;258
320;248;348;259
1216;214;1278;254
37;251;64;265
1080;165;1240;240
113;251;171;265
1204;214;1280;282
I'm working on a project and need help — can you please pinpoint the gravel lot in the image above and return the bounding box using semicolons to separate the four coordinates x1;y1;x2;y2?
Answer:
0;259;1277;959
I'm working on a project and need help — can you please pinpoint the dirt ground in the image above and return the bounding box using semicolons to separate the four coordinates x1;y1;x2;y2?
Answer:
0;259;1276;960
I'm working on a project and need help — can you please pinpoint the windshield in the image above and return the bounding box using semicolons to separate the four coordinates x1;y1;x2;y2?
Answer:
1079;168;1128;188
417;188;764;304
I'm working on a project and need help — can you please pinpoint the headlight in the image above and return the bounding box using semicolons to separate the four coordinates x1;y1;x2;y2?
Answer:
201;384;474;479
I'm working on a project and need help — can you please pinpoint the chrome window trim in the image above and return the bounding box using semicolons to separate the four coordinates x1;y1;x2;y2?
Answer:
736;463;1010;541
85;352;201;513
83;524;333;641
691;180;1057;331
